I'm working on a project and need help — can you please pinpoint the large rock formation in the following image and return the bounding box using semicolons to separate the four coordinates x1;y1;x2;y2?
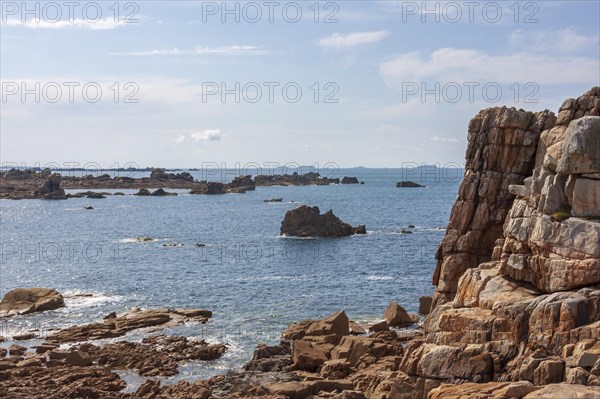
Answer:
35;174;68;200
393;87;600;398
280;205;366;237
0;288;65;317
432;107;556;306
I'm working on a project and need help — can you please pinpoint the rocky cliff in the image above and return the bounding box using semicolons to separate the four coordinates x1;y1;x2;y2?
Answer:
393;87;600;398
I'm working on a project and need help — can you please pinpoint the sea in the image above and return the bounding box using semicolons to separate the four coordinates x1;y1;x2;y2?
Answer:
0;167;461;386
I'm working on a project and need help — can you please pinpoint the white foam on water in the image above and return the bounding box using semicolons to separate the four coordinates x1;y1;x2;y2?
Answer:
117;237;160;243
366;275;394;281
62;290;126;310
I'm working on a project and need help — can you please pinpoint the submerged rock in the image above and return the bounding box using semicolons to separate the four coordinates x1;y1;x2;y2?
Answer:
280;205;366;237
396;181;424;188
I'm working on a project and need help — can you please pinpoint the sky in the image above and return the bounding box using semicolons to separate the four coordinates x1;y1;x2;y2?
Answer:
1;0;599;169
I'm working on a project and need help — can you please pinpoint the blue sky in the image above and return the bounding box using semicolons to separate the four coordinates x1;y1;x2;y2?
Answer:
1;1;599;168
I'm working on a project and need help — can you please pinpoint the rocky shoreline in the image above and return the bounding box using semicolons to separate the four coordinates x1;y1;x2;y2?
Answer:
1;87;599;398
0;170;349;200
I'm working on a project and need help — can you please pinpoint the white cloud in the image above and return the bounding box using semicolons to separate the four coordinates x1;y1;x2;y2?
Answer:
509;28;599;54
319;31;389;48
172;134;186;143
3;18;126;30
379;48;599;85
191;129;222;142
111;45;268;56
430;136;459;143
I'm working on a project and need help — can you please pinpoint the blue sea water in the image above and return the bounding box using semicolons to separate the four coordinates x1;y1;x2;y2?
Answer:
0;168;461;382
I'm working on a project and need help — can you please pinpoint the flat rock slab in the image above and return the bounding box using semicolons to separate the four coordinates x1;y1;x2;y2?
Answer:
46;307;212;343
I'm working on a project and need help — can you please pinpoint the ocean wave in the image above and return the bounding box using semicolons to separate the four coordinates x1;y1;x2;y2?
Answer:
366;275;394;281
118;237;160;243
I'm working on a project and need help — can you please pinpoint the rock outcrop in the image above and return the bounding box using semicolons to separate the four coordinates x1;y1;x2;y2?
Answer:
393;87;600;398
35;174;67;199
46;308;212;343
432;106;556;306
0;288;65;317
341;177;359;184
280;206;367;237
150;168;193;182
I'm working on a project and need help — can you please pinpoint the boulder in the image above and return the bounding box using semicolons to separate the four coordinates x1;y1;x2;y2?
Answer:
368;321;389;332
291;340;329;371
280;205;366;237
0;288;65;317
556;116;600;174
383;302;418;327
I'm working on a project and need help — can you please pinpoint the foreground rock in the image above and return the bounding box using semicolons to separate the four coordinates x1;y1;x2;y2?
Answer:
0;288;64;317
46;307;212;343
80;335;227;376
383;302;418;327
0;335;226;398
280;206;366;237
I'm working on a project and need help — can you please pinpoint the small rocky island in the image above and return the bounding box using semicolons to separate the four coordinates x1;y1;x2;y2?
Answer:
281;205;367;237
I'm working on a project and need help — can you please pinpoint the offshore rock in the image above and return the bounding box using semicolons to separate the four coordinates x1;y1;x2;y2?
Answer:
281;206;366;237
